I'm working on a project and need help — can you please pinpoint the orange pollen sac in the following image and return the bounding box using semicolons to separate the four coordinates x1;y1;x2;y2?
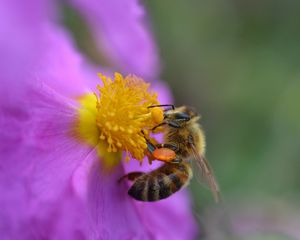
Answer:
152;148;176;162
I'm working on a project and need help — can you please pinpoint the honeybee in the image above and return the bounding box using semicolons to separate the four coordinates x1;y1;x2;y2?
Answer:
120;105;220;202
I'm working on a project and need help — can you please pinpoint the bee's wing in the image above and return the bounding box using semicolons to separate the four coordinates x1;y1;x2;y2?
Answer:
190;144;221;203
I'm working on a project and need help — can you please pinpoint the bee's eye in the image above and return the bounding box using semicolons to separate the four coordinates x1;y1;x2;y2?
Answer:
174;112;191;121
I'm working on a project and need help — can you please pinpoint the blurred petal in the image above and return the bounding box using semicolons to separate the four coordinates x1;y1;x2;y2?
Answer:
0;4;96;190
75;151;197;240
0;1;94;106
0;3;96;237
0;84;93;238
87;158;150;239
35;24;95;98
68;0;159;79
0;0;53;76
135;192;198;240
0;0;51;107
21;184;88;240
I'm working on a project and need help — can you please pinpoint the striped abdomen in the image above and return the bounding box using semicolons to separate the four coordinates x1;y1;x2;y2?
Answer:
128;162;192;202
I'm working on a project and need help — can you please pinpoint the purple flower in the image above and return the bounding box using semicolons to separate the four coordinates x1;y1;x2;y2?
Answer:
0;1;197;239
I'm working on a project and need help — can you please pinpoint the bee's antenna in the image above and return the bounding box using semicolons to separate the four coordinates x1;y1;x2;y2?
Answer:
148;104;175;110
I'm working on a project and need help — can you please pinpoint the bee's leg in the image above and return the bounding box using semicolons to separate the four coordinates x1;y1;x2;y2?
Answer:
140;132;159;164
145;148;156;165
170;158;182;163
151;122;167;131
187;134;195;146
146;139;156;154
155;143;178;152
141;130;156;152
118;172;145;183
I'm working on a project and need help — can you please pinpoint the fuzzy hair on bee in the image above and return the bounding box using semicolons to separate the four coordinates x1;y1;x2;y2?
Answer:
120;105;220;202
160;106;220;202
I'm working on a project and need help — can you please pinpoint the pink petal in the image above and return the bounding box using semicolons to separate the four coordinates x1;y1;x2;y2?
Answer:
77;150;197;239
0;84;92;238
88;159;151;239
0;3;96;236
68;0;160;79
135;191;198;240
34;24;94;98
0;0;51;108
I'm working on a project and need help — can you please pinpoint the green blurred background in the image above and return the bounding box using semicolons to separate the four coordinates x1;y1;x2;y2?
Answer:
145;1;300;239
63;1;300;239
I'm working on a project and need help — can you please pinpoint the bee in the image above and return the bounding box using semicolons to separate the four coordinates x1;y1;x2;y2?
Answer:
120;105;220;202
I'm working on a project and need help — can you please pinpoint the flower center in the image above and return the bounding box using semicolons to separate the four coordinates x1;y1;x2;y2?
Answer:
75;72;163;167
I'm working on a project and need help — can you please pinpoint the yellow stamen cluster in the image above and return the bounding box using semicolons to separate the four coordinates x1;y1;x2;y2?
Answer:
76;72;163;165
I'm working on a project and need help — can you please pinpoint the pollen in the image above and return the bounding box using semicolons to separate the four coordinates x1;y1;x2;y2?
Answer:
76;72;163;165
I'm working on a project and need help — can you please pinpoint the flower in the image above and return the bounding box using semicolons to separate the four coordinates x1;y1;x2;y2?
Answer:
0;0;198;239
76;72;164;165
